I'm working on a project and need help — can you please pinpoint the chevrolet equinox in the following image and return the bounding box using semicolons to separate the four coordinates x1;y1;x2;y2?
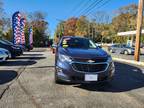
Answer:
55;36;115;84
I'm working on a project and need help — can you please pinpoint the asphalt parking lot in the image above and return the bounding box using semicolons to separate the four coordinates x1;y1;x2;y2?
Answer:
0;48;144;108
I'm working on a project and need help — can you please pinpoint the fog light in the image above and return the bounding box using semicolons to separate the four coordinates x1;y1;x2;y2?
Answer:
56;67;67;77
56;67;63;73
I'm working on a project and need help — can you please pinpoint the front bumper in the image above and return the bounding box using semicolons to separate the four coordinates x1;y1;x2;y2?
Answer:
14;49;23;56
55;61;115;83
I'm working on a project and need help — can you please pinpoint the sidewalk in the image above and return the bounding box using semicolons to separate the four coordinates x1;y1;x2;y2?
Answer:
112;57;144;67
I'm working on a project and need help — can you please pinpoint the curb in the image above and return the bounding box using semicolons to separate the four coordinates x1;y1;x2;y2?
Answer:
112;57;144;67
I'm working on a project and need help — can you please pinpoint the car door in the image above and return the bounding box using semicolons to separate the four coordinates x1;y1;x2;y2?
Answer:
111;45;117;53
118;44;124;54
120;44;127;54
114;44;121;53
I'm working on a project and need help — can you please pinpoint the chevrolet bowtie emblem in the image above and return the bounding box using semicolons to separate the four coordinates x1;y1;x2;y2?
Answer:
88;60;95;63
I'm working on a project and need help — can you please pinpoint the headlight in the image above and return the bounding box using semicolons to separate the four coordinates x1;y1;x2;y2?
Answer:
107;56;112;62
59;54;72;62
0;51;3;54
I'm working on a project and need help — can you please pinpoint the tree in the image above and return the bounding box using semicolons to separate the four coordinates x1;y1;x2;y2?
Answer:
112;4;138;32
75;16;89;36
0;0;12;40
64;17;78;36
28;11;49;47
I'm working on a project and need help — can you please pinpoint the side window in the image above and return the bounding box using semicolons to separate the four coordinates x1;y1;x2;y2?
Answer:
121;44;125;48
113;45;118;48
119;45;122;48
118;45;121;48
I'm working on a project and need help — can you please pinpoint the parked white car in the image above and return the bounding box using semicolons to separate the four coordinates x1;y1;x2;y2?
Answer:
0;48;11;59
0;49;9;62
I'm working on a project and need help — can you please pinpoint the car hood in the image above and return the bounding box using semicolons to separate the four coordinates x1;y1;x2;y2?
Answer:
59;47;108;59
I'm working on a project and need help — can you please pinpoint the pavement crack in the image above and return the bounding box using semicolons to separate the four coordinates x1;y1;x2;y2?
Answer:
0;58;32;100
0;66;26;100
17;79;42;108
0;85;10;99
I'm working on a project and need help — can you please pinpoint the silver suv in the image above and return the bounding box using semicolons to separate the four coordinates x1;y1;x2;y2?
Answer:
108;44;135;55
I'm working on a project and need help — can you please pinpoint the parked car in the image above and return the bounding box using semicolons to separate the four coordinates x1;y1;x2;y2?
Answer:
0;40;23;58
108;44;135;55
55;36;115;84
0;49;8;62
0;48;11;59
1;39;25;52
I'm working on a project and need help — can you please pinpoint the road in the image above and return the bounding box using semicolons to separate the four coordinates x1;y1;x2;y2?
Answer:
0;48;144;108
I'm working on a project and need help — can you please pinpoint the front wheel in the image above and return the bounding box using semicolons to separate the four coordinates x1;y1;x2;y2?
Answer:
54;71;62;84
124;50;128;55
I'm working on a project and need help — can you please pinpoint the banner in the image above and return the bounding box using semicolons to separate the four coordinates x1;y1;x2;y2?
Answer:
29;27;33;45
12;11;21;45
20;18;26;45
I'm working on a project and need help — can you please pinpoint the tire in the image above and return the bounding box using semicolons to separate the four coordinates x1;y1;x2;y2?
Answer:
54;70;62;84
11;55;16;59
124;50;128;55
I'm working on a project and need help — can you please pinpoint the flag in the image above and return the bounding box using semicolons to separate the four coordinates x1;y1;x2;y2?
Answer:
29;27;33;45
20;18;26;45
12;11;21;45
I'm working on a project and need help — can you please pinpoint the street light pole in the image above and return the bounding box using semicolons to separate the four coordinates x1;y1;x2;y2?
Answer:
134;0;144;61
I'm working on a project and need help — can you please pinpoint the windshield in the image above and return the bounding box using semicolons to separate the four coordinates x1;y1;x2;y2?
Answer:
2;39;13;45
0;40;8;45
61;37;97;49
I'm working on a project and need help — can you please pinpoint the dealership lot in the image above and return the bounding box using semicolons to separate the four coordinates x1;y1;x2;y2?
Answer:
0;48;144;108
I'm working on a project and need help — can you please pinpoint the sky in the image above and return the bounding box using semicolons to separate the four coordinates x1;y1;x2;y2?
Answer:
3;0;138;38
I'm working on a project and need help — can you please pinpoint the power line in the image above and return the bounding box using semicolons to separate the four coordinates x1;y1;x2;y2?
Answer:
87;0;112;16
73;0;93;17
79;0;104;16
67;0;86;18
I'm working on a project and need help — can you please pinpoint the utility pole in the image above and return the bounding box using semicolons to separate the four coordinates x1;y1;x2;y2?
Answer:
134;0;143;61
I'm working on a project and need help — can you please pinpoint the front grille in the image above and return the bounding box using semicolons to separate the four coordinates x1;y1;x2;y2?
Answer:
72;62;108;73
73;58;108;63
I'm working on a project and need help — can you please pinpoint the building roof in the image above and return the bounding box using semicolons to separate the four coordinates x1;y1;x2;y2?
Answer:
117;30;144;36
